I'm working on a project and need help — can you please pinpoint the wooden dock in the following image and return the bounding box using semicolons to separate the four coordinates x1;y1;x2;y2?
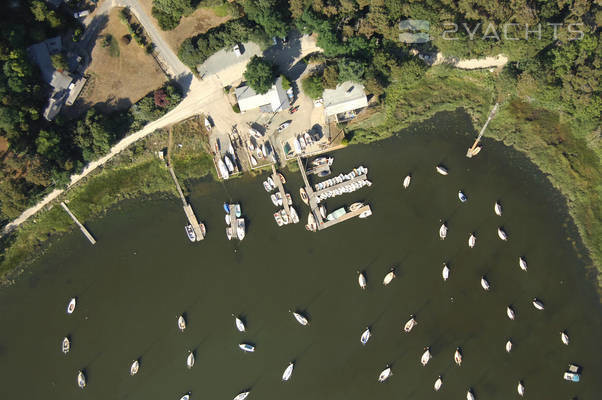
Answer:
320;205;372;229
271;165;291;218
168;165;204;241
60;202;96;244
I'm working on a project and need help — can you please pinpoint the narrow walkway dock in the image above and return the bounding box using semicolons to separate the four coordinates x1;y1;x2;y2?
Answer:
168;165;204;241
467;102;499;157
320;205;371;229
60;202;96;244
271;165;291;218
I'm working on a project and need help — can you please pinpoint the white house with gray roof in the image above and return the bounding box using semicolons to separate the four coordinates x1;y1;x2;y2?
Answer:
235;76;290;113
323;81;368;122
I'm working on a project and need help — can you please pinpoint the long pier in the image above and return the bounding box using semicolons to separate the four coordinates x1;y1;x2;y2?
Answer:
271;165;291;219
60;202;96;244
467;102;499;157
168;165;204;241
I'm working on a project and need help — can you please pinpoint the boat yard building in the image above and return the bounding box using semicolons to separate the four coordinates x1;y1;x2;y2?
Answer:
235;76;290;113
323;81;368;122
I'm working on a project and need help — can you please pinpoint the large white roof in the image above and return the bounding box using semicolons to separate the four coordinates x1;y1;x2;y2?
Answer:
235;76;290;112
323;81;368;116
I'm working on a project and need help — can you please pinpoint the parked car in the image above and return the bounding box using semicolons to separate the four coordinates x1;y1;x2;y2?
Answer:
289;106;300;114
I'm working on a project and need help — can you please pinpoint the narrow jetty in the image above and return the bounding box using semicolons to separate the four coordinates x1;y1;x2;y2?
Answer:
168;165;204;241
467;102;499;157
60;202;96;244
271;165;291;219
320;205;372;229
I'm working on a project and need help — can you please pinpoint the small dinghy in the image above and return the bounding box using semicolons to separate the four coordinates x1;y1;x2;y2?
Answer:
436;165;448;175
299;188;309;205
434;376;443;391
404;315;417;333
233;391;250;400
494;201;503;216
497;227;508;241
439;223;448;239
177;315;186;331
223;203;230;213
383;268;396;285
454;347;462;366
506;306;516;320
468;233;476;248
358;271;367;290
458;191;468;202
360;327;371;345
233;315;246;332
67;298;76;314
282;362;294;381
442;264;450;281
62;337;70;354
480;276;490;291
349;202;363;212
421;347;432;366
532;298;544;310
517;381;525;396
291;310;309;326
466;388;475;400
561;331;570;345
403;174;411;189
506;339;513;353
238;343;255;353
359;209;372;218
130;359;140;376
186;351;195;369
270;194;279;206
378;366;392;382
180;393;190;400
519;256;528;271
77;370;86;389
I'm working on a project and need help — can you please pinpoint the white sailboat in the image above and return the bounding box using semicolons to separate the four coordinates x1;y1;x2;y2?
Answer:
180;393;190;400
480;276;490;291
186;351;195;369
250;155;257;167
378;366;392;382
282;362;294;381
434;376;443;391
458;191;468;202
177;315;186;331
77;370;86;389
532;298;545;310
291;310;309;326
360;327;371;345
454;347;462;366
506;306;516;320
62;337;70;354
494;201;503;216
517;381;525;396
439;223;448;239
468;233;476;248
436;165;448;175
442;264;450;281
421;347;432;366
467;389;475;400
403;174;411;189
519;256;528;271
506;339;513;353
233;391;250;400
67;298;76;314
561;331;570;345
224;155;235;173
383;268;396;285
233;315;246;332
404;315;417;333
497;227;508;241
130;359;140;376
358;271;367;290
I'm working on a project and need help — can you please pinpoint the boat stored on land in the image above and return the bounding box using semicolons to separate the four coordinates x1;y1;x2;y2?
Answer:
224;156;235;173
204;117;212;131
218;159;229;179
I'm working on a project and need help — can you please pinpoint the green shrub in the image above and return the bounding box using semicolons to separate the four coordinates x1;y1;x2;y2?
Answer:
232;103;240;113
302;74;323;100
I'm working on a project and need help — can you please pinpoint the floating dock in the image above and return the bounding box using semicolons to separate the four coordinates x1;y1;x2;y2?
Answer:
60;202;96;244
168;165;204;241
271;165;291;219
312;173;368;198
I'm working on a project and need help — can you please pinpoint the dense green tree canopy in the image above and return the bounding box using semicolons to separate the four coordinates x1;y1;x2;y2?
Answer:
301;74;324;99
243;56;277;94
152;0;194;31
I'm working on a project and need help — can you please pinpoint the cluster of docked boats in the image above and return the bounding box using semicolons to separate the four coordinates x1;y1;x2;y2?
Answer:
292;131;316;154
217;146;238;180
224;203;245;241
247;130;275;167
261;172;300;226
312;166;371;204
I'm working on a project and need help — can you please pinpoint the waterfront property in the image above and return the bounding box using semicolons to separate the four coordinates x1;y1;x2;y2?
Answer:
235;77;291;113
322;81;368;123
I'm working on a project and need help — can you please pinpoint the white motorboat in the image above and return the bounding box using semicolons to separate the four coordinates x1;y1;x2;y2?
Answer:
436;165;448;175
506;306;516;320
468;233;476;248
291;311;309;326
480;276;490;291
224;156;235;173
442;264;450;281
263;181;272;192
312;157;334;166
62;337;70;354
519;256;528;271
282;362;294;381
439;223;448;239
358;271;367;290
506;339;513;353
358;209;372;218
561;331;570;345
494;201;503;216
497;227;508;241
274;212;284;227
403;174;411;189
280;209;289;224
234;315;246;332
180;393;190;400
267;176;275;188
360;327;371;345
458;191;468;202
186;351;195;369
319;205;326;219
67;298;76;314
238;343;255;353
177;315;186;331
185;225;196;242
404;316;417;333
270;194;279;206
306;212;317;232
261;144;267;158
250;155;258;167
421;347;432;366
130;359;140;376
299;188;309;205
285;193;293;205
235;204;242;218
225;214;231;226
454;348;462;366
517;381;525;396
434;376;443;391
467;388;475;400
383;268;396;285
289;206;300;224
226;227;233;240
236;218;245;240
532;298;544;310
378;366;392;382
204;117;212;131
349;202;363;212
218;159;229;179
233;391;250;400
77;370;86;389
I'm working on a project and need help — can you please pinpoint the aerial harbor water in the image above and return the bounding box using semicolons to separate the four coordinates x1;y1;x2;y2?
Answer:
1;111;600;399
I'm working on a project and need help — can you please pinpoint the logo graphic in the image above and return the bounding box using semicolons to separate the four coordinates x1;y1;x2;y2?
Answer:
399;20;431;43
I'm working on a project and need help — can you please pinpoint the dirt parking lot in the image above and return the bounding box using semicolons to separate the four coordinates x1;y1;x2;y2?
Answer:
70;8;167;114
